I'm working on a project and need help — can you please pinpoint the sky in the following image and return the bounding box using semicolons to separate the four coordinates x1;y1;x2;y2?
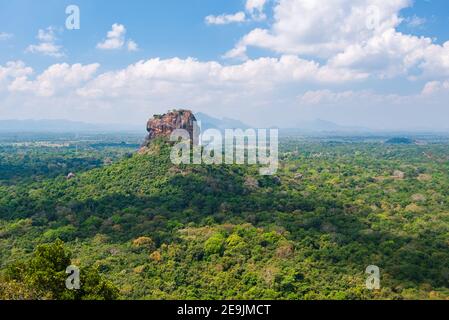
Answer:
1;0;449;130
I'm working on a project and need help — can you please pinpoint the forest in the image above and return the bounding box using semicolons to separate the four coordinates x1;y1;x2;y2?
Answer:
0;133;448;300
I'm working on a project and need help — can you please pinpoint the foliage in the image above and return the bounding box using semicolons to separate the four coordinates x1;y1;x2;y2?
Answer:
1;133;448;300
1;240;119;300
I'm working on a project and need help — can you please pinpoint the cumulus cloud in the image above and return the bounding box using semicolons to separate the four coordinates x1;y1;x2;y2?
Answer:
97;24;138;52
74;55;367;101
0;61;32;80
1;57;449;130
26;27;64;58
0;56;364;124
223;0;449;81
205;0;268;26
226;0;410;58
328;29;430;78
245;0;267;20
205;12;246;25
26;43;64;58
127;40;139;52
97;23;126;50
8;63;99;97
0;61;33;93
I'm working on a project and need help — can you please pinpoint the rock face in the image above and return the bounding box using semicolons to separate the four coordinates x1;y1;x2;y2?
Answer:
142;109;199;147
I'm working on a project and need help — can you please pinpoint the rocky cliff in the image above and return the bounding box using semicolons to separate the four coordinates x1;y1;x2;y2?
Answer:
142;109;199;148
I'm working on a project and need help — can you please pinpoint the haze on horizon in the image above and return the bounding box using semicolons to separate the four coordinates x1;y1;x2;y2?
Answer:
1;0;449;131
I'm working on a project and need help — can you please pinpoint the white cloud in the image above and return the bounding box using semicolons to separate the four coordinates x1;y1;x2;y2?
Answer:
228;0;410;57
75;55;366;100
1;57;449;130
0;55;366;102
0;61;33;80
405;15;426;28
127;40;138;52
422;80;449;95
26;27;64;58
8;63;99;97
227;0;410;58
0;32;13;40
97;23;126;50
27;43;64;58
245;0;267;20
0;61;33;92
205;0;268;25
328;29;430;78
224;0;449;81
97;23;138;51
246;0;267;12
205;12;246;25
1;56;363;116
329;32;449;79
223;44;249;60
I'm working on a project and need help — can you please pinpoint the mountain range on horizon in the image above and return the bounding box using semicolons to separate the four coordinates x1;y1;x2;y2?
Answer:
1;114;448;134
0;119;143;133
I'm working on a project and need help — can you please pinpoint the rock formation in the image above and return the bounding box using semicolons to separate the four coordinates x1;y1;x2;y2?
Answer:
142;109;199;148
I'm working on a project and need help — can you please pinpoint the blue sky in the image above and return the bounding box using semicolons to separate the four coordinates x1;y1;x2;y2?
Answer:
1;0;261;69
1;0;449;130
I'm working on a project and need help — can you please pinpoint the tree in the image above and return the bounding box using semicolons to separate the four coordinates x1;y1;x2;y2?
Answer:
4;240;119;300
204;233;225;256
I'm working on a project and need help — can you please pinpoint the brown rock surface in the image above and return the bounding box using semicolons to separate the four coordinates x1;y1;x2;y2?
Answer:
142;109;199;147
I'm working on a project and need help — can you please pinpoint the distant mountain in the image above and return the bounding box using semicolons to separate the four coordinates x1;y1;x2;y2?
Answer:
0;114;250;134
195;113;250;131
286;119;371;133
0;119;142;133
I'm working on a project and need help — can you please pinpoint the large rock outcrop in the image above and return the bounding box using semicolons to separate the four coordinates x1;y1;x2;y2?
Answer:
142;109;199;148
